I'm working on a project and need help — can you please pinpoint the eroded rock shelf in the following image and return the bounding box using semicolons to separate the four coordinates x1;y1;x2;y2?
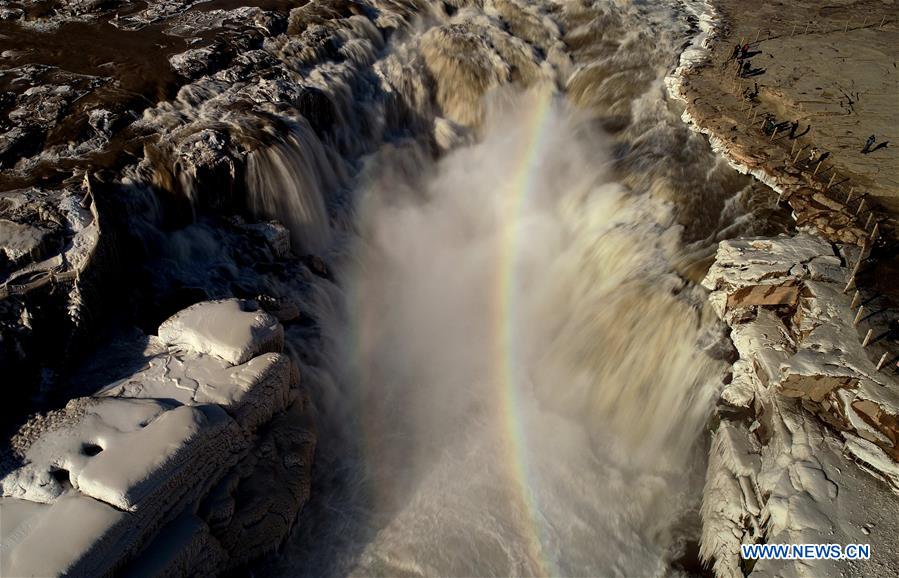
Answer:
0;299;315;577
700;235;899;577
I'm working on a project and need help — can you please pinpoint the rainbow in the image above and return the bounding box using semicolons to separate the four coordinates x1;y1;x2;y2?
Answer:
496;86;558;577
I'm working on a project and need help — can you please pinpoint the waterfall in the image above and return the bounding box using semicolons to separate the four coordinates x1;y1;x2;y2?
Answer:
245;120;342;254
111;0;792;574
265;85;729;577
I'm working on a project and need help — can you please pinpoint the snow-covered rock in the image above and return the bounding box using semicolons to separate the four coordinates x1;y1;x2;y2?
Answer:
1;494;128;578
157;298;284;366
1;176;106;419
99;350;292;431
0;300;314;577
700;233;899;578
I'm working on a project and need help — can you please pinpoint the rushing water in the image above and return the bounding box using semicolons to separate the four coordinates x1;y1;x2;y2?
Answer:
246;1;790;576
272;89;719;578
2;0;794;574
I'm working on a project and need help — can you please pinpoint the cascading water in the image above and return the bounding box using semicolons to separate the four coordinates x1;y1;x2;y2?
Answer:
276;88;726;577
230;1;795;576
0;0;802;574
101;0;794;575
245;120;341;253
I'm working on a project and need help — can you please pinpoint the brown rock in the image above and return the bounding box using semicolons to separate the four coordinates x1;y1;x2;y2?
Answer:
780;374;855;403
811;193;845;212
727;283;799;310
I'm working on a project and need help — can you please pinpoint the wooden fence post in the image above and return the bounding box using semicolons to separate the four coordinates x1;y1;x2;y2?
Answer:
862;329;874;347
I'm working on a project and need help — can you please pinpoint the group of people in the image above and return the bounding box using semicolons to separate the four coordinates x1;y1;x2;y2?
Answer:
727;42;764;78
723;39;888;176
761;114;809;140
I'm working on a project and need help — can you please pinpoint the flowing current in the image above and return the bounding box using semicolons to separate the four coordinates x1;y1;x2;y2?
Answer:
283;91;722;577
38;0;790;574
225;1;794;576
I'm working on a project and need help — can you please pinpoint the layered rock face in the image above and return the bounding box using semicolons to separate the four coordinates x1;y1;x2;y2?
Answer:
0;0;568;419
0;175;107;422
0;299;315;577
666;3;899;574
700;234;899;577
0;1;572;573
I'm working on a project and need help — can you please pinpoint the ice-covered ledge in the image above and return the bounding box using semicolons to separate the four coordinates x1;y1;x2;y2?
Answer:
699;234;899;578
0;299;315;577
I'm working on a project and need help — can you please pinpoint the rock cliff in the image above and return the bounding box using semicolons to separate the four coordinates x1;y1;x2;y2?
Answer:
0;299;315;577
700;234;899;577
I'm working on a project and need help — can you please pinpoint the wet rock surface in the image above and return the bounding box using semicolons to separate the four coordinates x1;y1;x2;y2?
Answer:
0;0;361;418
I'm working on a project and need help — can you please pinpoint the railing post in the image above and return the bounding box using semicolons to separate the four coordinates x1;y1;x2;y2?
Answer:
870;222;880;241
862;329;874;347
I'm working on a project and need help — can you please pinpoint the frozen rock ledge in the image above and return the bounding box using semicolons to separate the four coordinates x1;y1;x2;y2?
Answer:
0;299;315;577
157;299;284;366
700;234;899;578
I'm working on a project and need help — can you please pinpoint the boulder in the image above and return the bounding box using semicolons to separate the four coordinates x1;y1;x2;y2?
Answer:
157;299;284;366
0;300;313;577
